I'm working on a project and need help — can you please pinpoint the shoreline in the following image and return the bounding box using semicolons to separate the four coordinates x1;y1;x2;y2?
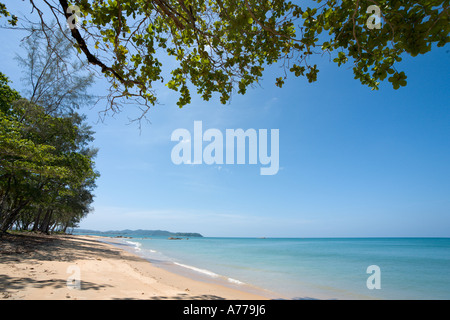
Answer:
97;235;281;299
0;233;273;300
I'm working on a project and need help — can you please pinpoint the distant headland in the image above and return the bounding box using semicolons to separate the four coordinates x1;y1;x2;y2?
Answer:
72;229;203;238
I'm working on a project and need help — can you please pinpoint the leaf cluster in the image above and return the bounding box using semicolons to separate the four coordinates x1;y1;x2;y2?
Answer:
0;73;99;234
2;0;448;111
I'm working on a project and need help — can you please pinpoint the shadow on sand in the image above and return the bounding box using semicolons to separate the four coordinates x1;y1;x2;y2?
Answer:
0;233;142;296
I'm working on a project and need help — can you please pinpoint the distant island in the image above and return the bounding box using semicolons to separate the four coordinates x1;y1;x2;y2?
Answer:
72;228;203;238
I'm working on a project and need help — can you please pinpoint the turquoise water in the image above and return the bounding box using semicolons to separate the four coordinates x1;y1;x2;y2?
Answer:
87;234;450;300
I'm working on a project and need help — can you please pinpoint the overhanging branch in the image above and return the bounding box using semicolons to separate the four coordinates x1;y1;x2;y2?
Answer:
58;0;128;85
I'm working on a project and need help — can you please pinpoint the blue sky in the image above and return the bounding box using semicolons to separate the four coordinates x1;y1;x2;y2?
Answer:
1;2;449;237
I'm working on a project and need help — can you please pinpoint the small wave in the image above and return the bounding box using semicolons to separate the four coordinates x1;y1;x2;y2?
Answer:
228;277;245;285
173;262;220;278
125;240;142;252
173;262;245;285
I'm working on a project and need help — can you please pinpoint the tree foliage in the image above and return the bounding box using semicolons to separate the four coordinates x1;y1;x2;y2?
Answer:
0;72;99;234
1;1;449;113
15;25;96;115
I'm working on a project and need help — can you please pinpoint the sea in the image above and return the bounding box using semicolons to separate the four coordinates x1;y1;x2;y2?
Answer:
76;233;450;300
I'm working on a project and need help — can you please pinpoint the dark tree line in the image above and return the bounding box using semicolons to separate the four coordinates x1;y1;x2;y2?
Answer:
0;27;99;235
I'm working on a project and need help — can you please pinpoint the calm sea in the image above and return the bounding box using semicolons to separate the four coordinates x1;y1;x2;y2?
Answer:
85;234;450;300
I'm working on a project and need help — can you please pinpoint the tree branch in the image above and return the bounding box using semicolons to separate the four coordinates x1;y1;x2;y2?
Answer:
58;0;128;85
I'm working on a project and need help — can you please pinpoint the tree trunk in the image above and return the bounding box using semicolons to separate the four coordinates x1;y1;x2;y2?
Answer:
62;222;70;234
31;207;43;232
50;221;58;233
39;209;53;234
0;176;12;228
0;200;29;233
1;211;17;232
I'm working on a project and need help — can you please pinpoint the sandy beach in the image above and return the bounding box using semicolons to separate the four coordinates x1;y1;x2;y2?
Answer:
0;233;270;300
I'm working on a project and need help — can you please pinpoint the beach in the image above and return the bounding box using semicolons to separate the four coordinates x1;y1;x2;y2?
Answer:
0;233;269;300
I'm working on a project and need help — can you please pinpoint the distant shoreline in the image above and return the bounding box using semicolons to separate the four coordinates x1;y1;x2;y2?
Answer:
72;228;204;238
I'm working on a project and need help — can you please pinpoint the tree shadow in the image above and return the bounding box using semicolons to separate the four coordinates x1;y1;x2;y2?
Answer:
0;233;139;297
0;233;145;265
0;274;113;293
